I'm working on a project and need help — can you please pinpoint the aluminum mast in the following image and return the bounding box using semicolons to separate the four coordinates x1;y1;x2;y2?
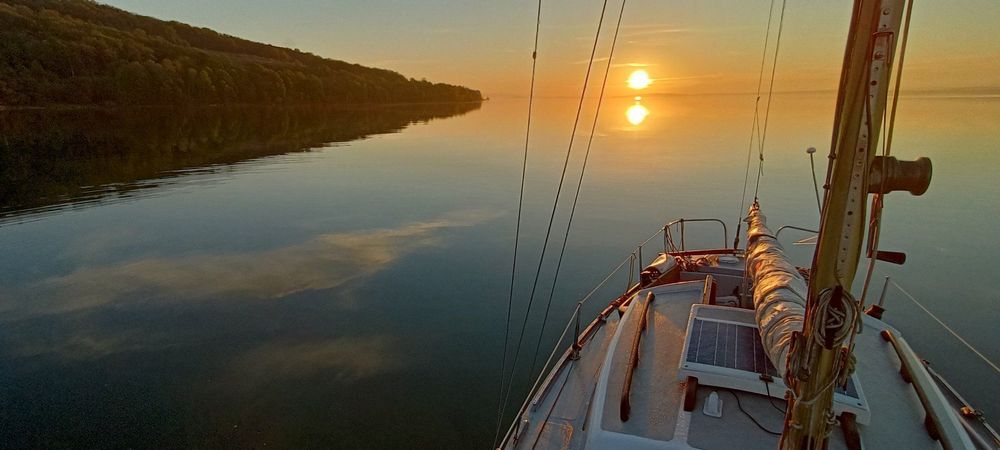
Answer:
778;1;930;448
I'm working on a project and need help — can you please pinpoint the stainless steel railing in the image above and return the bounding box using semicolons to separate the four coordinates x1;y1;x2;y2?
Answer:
664;218;728;252
774;225;818;239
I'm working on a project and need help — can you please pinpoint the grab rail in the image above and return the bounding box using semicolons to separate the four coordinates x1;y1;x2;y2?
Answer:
620;292;655;421
880;330;975;449
775;225;818;239
664;218;728;252
774;225;819;244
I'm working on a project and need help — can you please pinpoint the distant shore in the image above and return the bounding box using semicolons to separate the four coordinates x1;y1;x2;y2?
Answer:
0;100;485;112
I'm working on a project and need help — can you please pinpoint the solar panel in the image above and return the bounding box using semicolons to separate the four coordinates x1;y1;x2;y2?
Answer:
684;318;861;399
685;319;778;377
679;305;870;424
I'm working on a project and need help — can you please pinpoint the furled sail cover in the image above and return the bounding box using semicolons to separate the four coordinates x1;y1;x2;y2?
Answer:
745;206;806;377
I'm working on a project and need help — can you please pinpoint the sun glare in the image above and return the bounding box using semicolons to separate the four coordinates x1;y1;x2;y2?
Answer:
626;97;649;126
627;70;651;90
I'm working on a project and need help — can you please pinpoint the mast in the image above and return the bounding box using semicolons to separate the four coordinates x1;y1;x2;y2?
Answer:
780;0;931;448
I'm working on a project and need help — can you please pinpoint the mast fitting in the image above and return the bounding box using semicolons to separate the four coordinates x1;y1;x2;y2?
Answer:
867;156;932;195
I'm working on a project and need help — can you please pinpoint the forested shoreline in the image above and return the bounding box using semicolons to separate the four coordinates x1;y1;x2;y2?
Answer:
0;0;483;106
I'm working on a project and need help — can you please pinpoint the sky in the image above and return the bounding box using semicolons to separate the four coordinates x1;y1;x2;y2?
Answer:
101;0;1000;98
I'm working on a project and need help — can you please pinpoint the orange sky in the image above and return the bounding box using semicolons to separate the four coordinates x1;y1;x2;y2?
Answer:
104;1;1000;98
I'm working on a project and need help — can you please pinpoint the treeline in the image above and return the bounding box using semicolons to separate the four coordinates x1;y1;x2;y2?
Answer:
0;0;483;106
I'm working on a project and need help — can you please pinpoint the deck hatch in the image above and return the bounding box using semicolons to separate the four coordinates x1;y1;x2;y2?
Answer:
679;304;870;424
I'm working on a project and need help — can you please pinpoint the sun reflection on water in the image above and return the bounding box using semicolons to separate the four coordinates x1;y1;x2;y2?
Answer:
626;96;649;126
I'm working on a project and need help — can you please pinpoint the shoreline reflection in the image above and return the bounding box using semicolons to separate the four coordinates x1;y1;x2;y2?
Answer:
0;103;482;223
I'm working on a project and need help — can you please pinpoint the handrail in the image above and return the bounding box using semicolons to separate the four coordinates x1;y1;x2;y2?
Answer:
620;292;655;421
880;330;976;449
664;218;728;251
775;225;818;239
667;248;740;257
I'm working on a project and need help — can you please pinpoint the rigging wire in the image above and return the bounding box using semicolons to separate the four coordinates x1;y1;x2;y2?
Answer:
496;253;637;447
752;0;788;202
734;0;777;248
492;0;543;445
735;0;781;301
526;0;627;383
889;279;1000;377
493;0;610;445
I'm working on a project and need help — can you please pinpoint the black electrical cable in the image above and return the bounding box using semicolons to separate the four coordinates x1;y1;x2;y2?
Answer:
725;389;783;436
763;378;787;414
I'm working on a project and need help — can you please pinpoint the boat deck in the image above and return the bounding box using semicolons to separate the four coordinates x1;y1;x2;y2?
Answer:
503;258;973;449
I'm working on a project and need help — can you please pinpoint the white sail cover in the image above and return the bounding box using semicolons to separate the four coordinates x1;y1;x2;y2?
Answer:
745;207;806;377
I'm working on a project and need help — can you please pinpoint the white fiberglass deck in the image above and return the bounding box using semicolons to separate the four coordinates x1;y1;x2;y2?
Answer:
503;259;971;450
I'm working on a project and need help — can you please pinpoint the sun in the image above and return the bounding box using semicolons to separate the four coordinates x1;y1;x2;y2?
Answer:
627;70;652;90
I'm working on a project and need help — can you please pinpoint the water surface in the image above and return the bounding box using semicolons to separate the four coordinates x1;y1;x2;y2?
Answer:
0;95;997;448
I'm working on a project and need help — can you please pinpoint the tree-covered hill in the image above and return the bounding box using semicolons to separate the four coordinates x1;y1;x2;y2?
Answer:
0;0;483;106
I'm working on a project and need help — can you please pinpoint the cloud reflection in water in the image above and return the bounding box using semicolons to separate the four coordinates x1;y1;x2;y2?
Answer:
3;209;499;319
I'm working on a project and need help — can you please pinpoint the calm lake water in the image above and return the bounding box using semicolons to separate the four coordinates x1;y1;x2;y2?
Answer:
0;94;997;448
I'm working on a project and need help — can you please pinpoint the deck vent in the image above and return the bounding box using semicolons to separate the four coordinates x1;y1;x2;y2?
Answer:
678;304;870;424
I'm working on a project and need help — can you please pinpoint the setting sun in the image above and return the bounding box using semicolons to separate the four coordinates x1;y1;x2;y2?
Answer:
6;1;999;448
627;70;652;90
